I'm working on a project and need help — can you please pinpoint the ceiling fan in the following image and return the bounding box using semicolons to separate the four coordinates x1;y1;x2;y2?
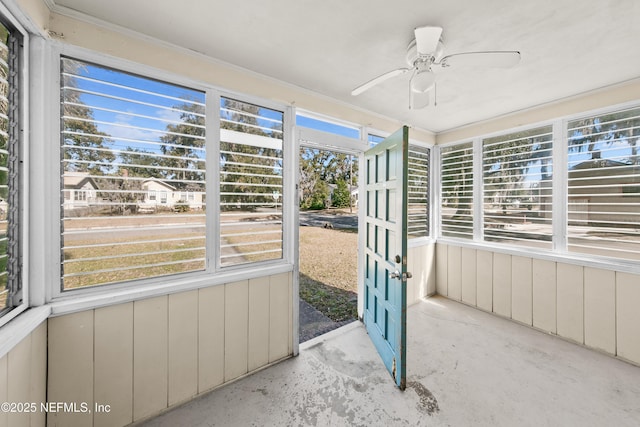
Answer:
351;26;521;109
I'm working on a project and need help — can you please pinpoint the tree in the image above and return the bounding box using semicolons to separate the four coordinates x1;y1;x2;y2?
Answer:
331;179;350;208
568;109;640;165
159;101;206;189
61;59;114;175
309;180;329;210
118;147;165;179
97;174;144;215
441;143;473;218
219;98;282;211
299;148;358;209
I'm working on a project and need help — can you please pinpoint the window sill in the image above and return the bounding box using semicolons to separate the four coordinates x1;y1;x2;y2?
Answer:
50;262;294;317
436;238;640;275
0;305;51;359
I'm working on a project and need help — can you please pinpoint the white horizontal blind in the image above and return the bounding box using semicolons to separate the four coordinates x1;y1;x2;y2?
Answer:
567;107;640;260
0;22;20;313
61;58;206;289
482;125;553;247
407;144;429;238
440;142;473;239
219;97;284;266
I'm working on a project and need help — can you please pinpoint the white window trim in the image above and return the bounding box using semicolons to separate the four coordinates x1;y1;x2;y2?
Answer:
407;139;436;248
436;101;640;275
44;43;295;313
296;108;361;138
0;1;30;328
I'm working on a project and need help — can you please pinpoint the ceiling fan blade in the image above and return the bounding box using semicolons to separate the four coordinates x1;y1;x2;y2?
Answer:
440;51;521;68
414;26;443;55
351;68;410;96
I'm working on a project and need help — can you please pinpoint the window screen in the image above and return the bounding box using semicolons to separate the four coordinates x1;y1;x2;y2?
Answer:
0;21;21;314
407;144;430;238
440;142;474;239
60;58;206;289
482;125;553;247
219;97;284;266
567;107;640;260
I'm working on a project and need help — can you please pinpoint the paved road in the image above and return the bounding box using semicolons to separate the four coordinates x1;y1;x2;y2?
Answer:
299;210;358;229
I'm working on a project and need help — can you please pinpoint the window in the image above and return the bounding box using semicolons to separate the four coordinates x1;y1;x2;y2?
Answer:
368;133;385;147
296;112;360;139
482;125;553;247
438;104;640;265
75;190;87;201
220;97;284;266
567;107;640;260
440;142;474;239
0;19;23;317
60;57;206;290
408;144;430;238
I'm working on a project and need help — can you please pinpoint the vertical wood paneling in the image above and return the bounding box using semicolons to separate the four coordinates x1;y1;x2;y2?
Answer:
198;285;225;393
461;247;477;305
424;244;436;297
48;311;94;427
556;263;584;344
447;245;462;301
7;334;30;427
476;250;493;311
533;259;556;334
0;354;7;427
511;256;533;325
435;244;448;296
225;280;249;381
616;272;640;365
269;273;291;363
168;290;198;406
30;322;47;427
94;303;133;427
584;268;616;354
248;277;270;371
133;296;168;421
492;253;512;318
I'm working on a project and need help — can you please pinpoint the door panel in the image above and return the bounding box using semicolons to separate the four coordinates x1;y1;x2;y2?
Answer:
363;126;409;389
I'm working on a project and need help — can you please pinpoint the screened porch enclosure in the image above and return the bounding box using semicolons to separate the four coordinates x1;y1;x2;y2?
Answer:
0;0;639;426
60;58;286;290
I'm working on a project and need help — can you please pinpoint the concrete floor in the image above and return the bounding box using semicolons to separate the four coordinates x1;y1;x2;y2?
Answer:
140;296;640;426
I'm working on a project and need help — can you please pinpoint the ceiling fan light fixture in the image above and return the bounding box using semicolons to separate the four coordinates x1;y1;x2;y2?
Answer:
411;69;435;93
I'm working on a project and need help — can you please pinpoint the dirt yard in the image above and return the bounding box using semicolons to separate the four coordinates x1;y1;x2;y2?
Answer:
298;225;358;321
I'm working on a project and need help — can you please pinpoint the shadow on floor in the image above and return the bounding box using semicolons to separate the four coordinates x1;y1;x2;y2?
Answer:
299;299;357;343
141;296;640;426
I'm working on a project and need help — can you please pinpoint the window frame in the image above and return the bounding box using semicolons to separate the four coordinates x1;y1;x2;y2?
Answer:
217;95;288;269
436;101;640;274
47;44;294;306
0;2;29;328
480;124;554;247
437;140;475;241
565;106;640;260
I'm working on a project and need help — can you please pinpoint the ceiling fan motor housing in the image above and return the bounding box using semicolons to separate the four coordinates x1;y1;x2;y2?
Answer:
406;38;445;67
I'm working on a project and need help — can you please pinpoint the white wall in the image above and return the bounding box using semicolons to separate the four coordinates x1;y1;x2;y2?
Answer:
407;243;436;305
436;79;640;145
47;273;292;427
0;321;47;427
436;243;640;366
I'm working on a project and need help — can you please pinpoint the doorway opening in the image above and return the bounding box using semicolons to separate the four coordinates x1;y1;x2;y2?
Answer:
298;146;360;343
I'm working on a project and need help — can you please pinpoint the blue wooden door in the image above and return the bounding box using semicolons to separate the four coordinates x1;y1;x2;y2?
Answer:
363;126;410;390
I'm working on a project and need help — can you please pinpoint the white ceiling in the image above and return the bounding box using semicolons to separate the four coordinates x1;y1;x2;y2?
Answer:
51;0;640;134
